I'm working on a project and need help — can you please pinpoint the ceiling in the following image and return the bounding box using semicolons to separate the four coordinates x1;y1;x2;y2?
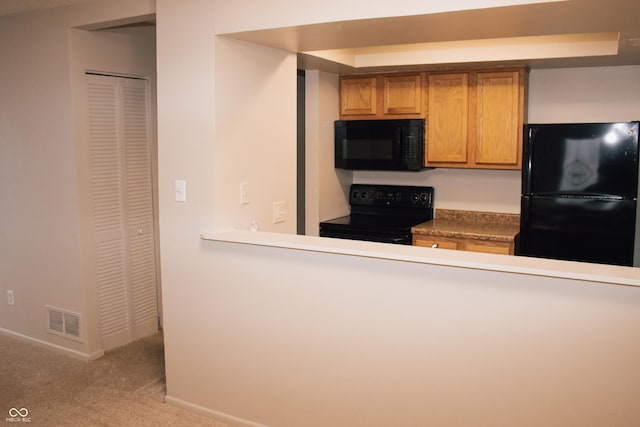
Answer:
3;0;640;72
220;0;640;72
0;0;100;16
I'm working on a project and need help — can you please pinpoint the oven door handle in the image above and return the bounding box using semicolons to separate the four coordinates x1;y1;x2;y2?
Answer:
389;236;408;244
358;235;407;244
319;230;409;245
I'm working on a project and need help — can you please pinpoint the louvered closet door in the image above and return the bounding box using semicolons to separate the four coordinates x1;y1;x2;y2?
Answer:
87;74;157;351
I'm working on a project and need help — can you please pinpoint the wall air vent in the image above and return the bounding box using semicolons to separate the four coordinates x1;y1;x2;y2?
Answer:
46;306;82;342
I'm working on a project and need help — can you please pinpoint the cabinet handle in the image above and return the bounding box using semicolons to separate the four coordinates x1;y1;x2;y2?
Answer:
431;243;439;248
138;228;144;235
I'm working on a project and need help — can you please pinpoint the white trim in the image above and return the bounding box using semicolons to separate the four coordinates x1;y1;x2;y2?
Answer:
164;395;266;427
0;328;104;361
202;230;640;288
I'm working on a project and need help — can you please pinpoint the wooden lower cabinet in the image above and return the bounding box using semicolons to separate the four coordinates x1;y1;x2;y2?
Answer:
464;240;513;255
413;234;514;255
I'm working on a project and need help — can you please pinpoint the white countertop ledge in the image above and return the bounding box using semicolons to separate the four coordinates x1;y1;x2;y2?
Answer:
201;230;640;288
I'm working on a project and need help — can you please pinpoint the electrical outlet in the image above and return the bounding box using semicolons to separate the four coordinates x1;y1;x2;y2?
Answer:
273;201;286;223
7;290;14;306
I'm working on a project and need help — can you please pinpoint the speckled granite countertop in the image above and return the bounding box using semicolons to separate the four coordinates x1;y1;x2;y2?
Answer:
412;209;520;243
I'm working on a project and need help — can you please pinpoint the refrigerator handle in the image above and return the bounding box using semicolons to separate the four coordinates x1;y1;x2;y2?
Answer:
522;125;534;195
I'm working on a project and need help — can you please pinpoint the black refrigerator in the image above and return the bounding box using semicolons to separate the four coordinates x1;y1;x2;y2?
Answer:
518;122;639;266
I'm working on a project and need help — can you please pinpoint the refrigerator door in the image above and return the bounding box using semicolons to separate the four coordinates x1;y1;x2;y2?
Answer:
519;196;636;266
523;122;639;198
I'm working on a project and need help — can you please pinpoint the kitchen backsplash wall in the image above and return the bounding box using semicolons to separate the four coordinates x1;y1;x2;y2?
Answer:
355;65;640;214
528;66;640;123
354;169;521;214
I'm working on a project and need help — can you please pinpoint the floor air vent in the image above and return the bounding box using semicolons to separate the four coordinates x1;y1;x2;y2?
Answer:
47;306;82;342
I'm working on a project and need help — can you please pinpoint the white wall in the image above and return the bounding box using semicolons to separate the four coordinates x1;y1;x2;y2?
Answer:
156;3;299;404
528;65;640;122
155;1;640;424
0;0;157;358
355;169;521;213
3;0;637;423
166;238;640;426
0;8;85;352
1;0;637;416
305;70;352;234
214;37;297;233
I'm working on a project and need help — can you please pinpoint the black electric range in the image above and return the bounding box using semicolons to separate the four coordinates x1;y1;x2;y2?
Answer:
319;184;434;245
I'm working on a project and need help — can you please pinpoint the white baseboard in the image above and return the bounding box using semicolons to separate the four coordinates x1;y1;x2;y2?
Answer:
164;395;267;427
0;328;104;361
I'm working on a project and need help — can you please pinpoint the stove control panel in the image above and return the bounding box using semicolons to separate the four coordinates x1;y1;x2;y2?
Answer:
349;184;434;208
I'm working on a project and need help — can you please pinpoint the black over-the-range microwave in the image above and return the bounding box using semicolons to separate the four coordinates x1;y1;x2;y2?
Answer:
334;118;425;171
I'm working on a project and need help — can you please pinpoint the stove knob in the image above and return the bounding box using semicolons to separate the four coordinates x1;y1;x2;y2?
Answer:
352;191;359;199
410;192;419;203
420;193;430;203
361;191;368;199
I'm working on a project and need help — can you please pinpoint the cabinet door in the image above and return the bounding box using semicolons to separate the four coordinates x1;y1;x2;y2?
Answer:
383;74;422;115
340;77;377;116
475;71;522;167
426;73;469;165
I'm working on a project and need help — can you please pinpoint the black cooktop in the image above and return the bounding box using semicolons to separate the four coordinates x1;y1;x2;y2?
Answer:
319;184;435;245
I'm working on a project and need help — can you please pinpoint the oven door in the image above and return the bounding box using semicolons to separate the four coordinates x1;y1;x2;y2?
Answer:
319;215;417;245
319;227;412;245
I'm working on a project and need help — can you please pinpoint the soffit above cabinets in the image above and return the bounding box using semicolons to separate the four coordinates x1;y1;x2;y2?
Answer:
220;0;640;71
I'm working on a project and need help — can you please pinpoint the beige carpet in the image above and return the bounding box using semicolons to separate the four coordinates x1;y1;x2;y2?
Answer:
0;332;230;426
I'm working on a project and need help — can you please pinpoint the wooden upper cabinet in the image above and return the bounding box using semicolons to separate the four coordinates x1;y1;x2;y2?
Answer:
339;73;424;119
338;67;527;169
340;77;377;116
383;74;423;115
475;70;523;167
426;73;470;164
425;67;527;170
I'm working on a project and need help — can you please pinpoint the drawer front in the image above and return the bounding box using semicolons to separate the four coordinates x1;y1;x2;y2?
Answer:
413;234;514;255
414;236;459;250
465;241;513;255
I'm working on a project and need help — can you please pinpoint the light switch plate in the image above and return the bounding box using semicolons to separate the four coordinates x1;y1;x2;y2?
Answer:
175;180;186;202
240;182;249;205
